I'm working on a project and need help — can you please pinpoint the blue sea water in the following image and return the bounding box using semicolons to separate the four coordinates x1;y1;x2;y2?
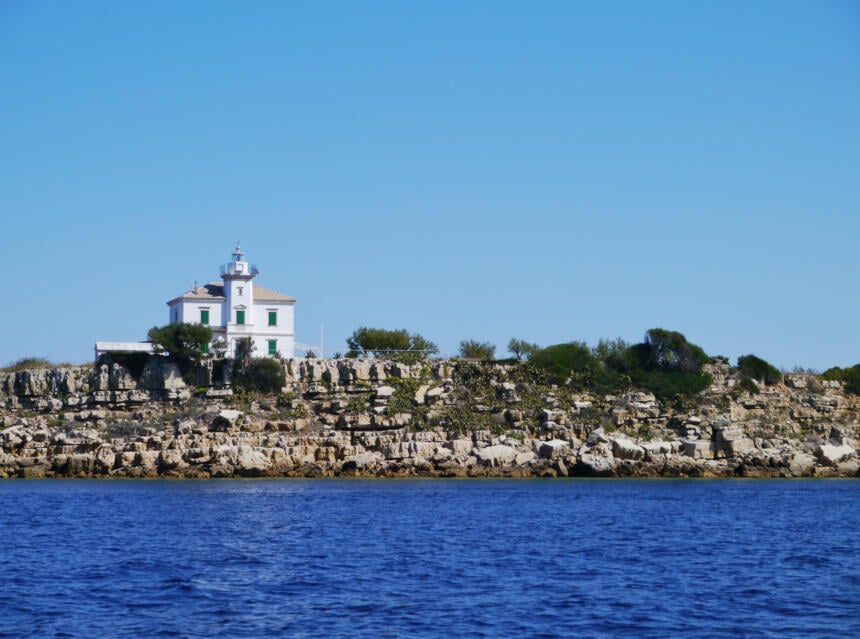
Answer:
0;480;857;639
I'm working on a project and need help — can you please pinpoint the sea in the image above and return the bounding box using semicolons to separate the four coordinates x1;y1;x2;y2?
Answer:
0;479;857;638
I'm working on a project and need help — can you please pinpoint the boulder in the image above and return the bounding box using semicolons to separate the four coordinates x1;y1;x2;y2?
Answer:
342;452;383;471
682;440;715;460
157;449;187;473
109;364;137;391
414;385;429;405
611;437;644;461
515;451;536;466
375;385;396;400
210;409;243;432
815;443;856;467
448;439;474;455
642;440;673;458
474;445;517;467
234;446;272;476
575;453;616;476
788;453;816;477
93;445;117;474
538;439;570;460
586;428;609;445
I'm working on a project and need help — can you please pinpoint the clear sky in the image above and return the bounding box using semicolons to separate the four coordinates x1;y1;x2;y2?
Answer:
1;0;858;370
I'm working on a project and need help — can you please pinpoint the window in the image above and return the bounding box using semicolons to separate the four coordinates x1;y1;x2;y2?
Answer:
237;286;244;296
268;339;277;356
236;310;245;325
268;311;277;326
200;309;209;325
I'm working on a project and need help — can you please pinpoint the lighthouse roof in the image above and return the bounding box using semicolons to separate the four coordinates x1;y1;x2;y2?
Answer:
167;282;295;305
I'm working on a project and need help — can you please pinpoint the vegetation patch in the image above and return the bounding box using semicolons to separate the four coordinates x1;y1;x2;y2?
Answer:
737;354;782;385
821;364;860;395
529;329;713;402
2;357;54;372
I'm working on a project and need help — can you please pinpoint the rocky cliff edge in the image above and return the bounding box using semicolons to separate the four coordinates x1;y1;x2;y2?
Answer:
0;359;858;478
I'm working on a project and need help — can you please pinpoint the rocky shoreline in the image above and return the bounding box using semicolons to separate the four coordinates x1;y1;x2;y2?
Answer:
1;358;858;478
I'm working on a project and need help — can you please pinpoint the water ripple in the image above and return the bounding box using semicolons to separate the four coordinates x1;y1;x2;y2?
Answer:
0;479;858;638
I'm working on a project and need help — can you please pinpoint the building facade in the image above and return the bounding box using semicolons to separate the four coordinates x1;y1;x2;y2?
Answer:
166;246;295;358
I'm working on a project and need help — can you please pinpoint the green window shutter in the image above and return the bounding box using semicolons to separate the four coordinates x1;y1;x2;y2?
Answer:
200;309;209;325
236;310;245;325
268;340;277;355
268;311;277;326
202;343;209;354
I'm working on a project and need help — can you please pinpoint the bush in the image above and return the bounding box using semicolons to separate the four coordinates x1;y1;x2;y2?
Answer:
459;340;496;360
232;358;286;394
737;377;760;395
822;365;860;395
821;367;845;381
346;327;438;362
845;366;860;395
737;354;782;385
530;342;600;385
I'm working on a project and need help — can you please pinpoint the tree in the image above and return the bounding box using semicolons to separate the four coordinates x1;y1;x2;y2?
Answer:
234;337;255;368
530;342;600;385
508;338;539;361
642;328;709;373
148;323;213;372
459;340;496;360
346;327;438;361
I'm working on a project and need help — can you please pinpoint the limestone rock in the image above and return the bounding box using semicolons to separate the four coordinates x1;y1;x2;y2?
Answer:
815;443;855;467
342;452;383;470
788;453;816;477
611;437;644;461
375;385;396;400
538;439;570;460
210;409;243;432
575;453;616;476
474;445;517;467
234;446;272;476
682;440;715;460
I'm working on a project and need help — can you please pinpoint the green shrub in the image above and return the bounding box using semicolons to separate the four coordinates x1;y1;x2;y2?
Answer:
737;354;782;385
634;370;713;399
845;366;860;395
825;364;860;395
530;342;598;385
527;329;714;401
232;358;286;394
459;340;496;360
821;367;845;381
737;377;760;395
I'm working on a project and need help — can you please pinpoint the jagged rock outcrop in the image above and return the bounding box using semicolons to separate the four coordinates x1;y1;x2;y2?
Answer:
0;358;858;478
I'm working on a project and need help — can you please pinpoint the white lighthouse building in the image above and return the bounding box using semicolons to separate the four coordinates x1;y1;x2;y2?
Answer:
165;245;295;359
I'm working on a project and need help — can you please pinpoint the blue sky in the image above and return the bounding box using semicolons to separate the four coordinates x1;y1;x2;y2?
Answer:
1;0;858;370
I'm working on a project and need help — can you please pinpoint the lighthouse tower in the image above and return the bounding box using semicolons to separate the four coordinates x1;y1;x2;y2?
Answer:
163;245;296;359
222;243;257;333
